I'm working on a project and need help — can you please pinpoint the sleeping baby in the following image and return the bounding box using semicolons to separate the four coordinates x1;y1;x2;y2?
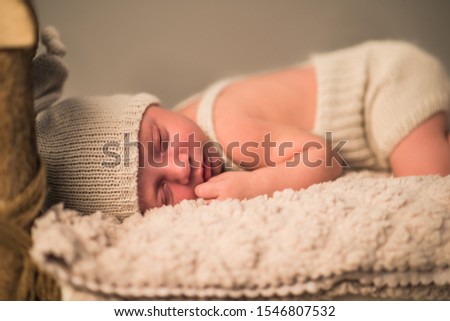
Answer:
34;27;450;220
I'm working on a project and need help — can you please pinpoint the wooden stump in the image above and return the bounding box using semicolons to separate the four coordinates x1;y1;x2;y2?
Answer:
0;0;59;300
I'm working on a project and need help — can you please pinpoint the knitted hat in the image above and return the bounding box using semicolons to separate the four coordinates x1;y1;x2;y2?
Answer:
33;27;159;220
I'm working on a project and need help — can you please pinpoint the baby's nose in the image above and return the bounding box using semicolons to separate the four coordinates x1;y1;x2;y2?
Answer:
166;150;191;185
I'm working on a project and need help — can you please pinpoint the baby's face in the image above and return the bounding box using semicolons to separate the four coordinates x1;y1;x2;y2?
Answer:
137;105;223;211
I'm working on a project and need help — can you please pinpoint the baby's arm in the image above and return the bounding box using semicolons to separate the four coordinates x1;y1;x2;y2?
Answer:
253;143;343;193
195;125;343;201
389;112;450;176
199;148;342;202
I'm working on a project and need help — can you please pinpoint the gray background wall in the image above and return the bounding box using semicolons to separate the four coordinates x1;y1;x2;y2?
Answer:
33;0;450;108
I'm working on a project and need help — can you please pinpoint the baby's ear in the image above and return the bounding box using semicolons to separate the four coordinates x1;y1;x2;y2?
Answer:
32;26;68;115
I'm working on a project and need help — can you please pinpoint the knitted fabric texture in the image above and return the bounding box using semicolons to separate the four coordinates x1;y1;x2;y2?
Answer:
311;40;450;169
31;171;450;300
35;95;159;220
33;27;160;220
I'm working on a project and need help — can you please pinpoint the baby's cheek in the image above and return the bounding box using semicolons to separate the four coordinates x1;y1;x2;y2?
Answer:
170;184;197;204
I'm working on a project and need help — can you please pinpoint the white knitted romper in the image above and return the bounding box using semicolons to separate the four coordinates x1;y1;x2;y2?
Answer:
177;40;450;171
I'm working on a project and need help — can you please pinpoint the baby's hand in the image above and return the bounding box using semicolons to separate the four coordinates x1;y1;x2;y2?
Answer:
194;171;261;202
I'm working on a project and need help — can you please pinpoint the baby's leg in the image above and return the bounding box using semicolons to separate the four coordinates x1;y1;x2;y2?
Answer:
389;112;450;176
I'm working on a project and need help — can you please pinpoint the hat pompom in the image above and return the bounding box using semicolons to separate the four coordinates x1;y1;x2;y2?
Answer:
41;26;66;57
32;26;68;114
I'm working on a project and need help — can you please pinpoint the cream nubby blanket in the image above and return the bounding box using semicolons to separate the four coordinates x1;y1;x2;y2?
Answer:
31;171;450;300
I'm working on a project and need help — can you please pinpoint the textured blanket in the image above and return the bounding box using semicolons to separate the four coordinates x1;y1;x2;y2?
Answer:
31;171;450;300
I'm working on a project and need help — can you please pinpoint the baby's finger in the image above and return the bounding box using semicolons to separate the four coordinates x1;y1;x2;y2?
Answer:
206;174;226;182
195;182;219;199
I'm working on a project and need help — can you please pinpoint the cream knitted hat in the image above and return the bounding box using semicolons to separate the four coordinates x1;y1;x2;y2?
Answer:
33;27;160;220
